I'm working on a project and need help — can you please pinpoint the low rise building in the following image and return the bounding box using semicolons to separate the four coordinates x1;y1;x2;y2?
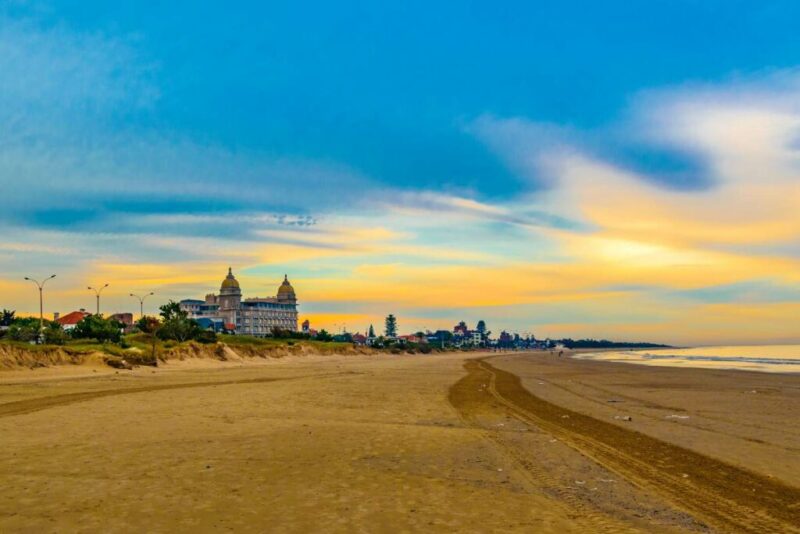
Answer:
55;310;91;331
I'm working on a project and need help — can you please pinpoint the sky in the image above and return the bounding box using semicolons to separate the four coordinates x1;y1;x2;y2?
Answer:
1;1;799;345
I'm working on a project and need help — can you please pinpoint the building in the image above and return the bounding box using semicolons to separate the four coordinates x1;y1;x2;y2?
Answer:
55;310;91;331
471;331;482;345
351;333;367;345
398;334;426;344
179;268;298;336
196;317;226;332
109;313;134;329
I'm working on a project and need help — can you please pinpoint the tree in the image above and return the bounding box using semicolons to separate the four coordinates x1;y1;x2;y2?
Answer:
134;315;163;365
155;301;202;342
384;314;397;338
157;316;200;343
72;315;122;343
8;318;39;342
333;332;353;343
368;324;375;338
476;320;486;335
159;301;187;321
136;315;161;334
315;329;333;342
43;322;68;345
1;309;15;327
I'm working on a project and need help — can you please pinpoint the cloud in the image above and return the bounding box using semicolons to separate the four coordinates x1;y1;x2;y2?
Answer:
1;11;798;344
673;279;800;304
0;15;375;226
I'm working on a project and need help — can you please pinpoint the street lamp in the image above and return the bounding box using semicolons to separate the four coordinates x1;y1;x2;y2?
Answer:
129;292;154;319
24;274;56;341
87;283;109;315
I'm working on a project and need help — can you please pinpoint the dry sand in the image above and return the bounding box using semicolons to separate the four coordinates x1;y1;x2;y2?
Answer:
0;351;798;532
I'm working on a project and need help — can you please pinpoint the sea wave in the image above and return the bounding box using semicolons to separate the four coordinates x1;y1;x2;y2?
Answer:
637;353;800;366
575;345;800;373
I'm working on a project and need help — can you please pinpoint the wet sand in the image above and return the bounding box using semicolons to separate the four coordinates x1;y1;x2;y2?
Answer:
0;351;798;532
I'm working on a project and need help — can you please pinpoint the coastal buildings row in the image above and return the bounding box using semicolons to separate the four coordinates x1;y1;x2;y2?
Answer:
32;269;297;338
179;268;299;336
335;319;543;350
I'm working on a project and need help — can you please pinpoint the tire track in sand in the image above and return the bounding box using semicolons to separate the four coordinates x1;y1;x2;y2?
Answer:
0;372;355;418
449;358;800;534
447;357;639;534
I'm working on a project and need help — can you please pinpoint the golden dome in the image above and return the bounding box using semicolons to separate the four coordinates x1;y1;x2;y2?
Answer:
221;267;240;290
278;274;295;298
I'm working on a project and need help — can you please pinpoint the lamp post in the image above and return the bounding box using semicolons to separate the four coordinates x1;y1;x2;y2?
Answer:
129;292;154;319
24;274;56;342
88;283;109;315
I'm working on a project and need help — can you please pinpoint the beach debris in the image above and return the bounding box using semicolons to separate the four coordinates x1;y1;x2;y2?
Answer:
598;478;616;483
681;473;690;478
575;480;586;485
665;414;690;420
607;399;623;403
614;415;633;421
497;468;503;472
538;382;545;385
561;415;570;419
549;439;558;443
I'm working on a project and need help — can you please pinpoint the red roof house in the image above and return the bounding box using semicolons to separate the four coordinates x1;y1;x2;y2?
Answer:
56;310;91;330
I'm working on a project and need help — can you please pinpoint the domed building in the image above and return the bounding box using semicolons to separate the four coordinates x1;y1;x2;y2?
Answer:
179;268;299;336
277;275;297;304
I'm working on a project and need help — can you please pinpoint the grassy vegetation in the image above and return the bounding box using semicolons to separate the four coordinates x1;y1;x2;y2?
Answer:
0;333;446;371
0;333;353;356
219;334;349;350
0;337;104;355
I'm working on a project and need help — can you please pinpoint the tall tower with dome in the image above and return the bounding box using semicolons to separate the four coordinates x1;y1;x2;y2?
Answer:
277;275;297;304
219;267;243;310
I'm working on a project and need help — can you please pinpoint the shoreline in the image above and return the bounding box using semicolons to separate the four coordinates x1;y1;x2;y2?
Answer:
571;344;800;374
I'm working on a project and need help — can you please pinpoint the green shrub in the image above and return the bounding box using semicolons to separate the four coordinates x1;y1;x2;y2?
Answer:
195;330;218;344
9;324;38;342
71;315;122;343
43;323;68;345
156;317;201;342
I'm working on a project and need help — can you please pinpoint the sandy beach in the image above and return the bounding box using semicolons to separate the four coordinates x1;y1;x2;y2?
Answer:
1;351;798;533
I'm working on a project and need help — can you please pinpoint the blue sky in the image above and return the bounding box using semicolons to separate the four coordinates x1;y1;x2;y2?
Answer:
2;1;799;343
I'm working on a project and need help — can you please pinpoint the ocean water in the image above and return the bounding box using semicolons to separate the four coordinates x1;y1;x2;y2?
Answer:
575;345;800;374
